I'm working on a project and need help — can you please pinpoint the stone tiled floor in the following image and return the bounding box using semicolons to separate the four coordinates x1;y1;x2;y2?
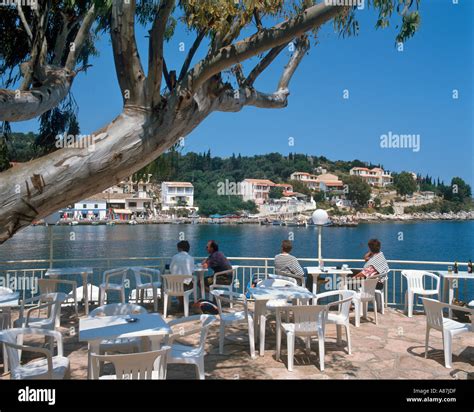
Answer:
2;303;473;380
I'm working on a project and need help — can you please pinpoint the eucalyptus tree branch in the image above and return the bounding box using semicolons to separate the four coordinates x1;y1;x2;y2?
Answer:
17;3;33;43
184;2;343;96
178;29;206;82
111;0;146;107
65;3;97;71
246;44;286;86
146;0;175;109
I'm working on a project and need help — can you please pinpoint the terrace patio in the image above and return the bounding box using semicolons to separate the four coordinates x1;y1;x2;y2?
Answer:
2;303;472;380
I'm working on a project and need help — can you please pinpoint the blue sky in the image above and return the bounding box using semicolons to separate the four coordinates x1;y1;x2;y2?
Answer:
13;0;473;186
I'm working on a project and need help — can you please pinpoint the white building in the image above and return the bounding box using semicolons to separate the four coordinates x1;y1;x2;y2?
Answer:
73;196;107;220
349;167;393;187
161;182;194;210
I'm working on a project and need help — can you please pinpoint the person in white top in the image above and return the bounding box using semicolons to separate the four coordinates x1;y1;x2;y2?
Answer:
170;240;195;276
169;241;195;308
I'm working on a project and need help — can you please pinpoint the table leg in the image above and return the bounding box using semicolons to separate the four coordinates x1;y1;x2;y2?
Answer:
82;273;89;315
312;274;318;295
88;341;100;379
149;336;166;373
448;280;454;319
200;272;205;301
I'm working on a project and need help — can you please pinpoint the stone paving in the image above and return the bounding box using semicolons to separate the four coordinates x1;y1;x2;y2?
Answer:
1;302;472;380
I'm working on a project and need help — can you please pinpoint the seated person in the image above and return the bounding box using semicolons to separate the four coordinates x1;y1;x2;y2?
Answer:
274;240;311;289
170;240;194;291
350;238;389;290
203;240;233;287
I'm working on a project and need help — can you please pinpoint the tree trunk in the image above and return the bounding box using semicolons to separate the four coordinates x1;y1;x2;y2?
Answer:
0;93;214;243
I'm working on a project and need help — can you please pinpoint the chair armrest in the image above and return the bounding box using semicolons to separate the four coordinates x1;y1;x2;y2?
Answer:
25;301;54;325
314;291;341;303
4;341;54;375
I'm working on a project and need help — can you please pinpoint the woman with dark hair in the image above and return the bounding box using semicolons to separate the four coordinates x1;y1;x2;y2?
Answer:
350;239;389;290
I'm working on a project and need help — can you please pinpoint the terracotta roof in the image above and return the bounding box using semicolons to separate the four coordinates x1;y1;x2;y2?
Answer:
243;179;275;185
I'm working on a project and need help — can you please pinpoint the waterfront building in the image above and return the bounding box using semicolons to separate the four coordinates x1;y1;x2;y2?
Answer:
72;195;107;220
161;182;195;210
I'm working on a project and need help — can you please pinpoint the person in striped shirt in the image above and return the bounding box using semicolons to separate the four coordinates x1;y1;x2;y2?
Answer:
274;240;307;287
351;239;389;290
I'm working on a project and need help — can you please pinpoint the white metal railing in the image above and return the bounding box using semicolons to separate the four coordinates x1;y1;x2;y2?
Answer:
0;257;472;307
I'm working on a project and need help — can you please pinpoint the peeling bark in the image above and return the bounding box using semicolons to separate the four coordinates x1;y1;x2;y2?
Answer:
0;66;74;122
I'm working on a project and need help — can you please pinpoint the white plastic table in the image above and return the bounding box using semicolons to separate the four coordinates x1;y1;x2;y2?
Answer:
79;312;171;378
305;267;353;293
249;285;315;356
437;271;474;318
45;267;93;315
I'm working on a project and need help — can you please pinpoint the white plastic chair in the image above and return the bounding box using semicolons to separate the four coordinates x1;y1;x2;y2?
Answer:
99;268;129;306
130;267;161;312
315;290;355;354
14;292;67;330
402;270;440;317
91;347;171;380
275;302;328;371
422;298;473;368
166;315;217;379
161;275;194;318
0;327;70;379
211;290;256;359
38;278;78;316
209;267;238;308
374;271;389;314
89;303;148;356
349;277;379;327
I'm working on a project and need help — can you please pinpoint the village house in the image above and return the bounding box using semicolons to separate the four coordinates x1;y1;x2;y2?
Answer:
349;167;393;187
161;182;195;210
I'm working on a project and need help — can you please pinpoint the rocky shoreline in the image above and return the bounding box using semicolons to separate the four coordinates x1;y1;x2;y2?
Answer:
332;210;474;224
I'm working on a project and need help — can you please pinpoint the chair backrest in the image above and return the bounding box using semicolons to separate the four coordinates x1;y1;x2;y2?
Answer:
285;304;327;336
91;347;171;380
402;270;439;292
211;290;249;316
168;315;217;355
162;275;192;295
131;267;161;287
102;267;129;285
89;303;147;317
315;290;354;320
257;278;295;288
422;298;445;330
358;277;379;299
267;274;298;285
